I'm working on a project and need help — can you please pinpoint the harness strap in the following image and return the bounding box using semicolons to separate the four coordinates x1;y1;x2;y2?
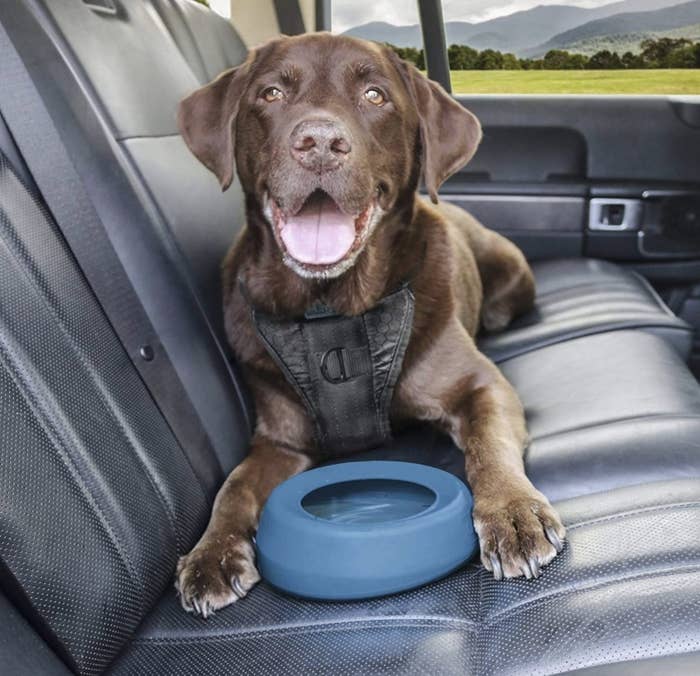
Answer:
243;281;415;454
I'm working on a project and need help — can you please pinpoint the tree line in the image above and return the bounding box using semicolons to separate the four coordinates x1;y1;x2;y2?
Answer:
390;37;700;70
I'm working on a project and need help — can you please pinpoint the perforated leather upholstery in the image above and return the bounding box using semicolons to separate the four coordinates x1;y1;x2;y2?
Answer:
0;0;253;477
0;153;210;674
0;2;699;675
113;480;700;676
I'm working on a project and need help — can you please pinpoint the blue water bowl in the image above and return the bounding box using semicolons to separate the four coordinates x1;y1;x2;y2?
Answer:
256;461;478;600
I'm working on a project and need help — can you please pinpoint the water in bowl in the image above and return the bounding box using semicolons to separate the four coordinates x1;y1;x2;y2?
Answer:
301;479;436;525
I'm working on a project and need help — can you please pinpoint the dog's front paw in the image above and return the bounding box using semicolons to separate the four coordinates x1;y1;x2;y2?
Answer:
175;534;260;618
473;489;565;580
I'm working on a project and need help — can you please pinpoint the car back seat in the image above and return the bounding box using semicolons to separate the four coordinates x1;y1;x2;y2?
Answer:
150;0;247;83
111;479;700;676
2;136;699;675
0;0;252;480
481;258;693;362
0;1;699;674
347;329;700;502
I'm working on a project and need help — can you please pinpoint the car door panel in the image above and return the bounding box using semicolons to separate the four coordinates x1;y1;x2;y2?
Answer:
448;95;700;266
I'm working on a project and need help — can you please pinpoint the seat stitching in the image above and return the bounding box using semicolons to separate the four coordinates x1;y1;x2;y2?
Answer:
529;306;680;321
529;413;700;443
484;563;700;625
564;501;700;531
471;549;485;676
491;326;690;363
132;616;479;645
536;292;658;311
534;280;642;301
492;319;688;340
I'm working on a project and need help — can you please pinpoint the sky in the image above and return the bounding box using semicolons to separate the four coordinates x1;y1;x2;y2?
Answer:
331;0;623;33
209;0;230;18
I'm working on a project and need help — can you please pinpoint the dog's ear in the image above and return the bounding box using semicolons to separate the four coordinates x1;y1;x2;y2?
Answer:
178;58;253;191
389;53;482;203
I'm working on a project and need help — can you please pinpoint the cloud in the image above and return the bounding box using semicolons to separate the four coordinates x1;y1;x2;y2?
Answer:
442;0;613;23
332;0;616;32
332;0;419;33
209;0;230;18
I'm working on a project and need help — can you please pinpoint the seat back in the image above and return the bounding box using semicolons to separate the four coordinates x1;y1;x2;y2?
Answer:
0;1;254;672
0;0;252;475
0;150;210;674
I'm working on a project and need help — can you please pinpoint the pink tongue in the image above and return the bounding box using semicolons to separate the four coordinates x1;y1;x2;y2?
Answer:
280;193;355;265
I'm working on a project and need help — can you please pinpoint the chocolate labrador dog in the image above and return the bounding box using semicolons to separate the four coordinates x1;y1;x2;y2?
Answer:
175;33;565;617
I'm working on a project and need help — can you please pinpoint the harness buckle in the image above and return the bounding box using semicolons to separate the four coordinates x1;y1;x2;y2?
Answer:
320;347;349;384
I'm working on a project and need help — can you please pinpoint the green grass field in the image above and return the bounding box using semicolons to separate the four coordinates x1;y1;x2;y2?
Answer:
450;69;700;95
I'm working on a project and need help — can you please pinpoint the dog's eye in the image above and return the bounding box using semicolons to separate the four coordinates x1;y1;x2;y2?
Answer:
262;87;285;103
363;88;385;106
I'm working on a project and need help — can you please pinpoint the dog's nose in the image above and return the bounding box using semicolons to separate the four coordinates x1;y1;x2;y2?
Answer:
290;118;351;172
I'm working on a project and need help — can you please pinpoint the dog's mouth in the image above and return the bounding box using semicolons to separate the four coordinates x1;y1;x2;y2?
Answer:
264;190;381;277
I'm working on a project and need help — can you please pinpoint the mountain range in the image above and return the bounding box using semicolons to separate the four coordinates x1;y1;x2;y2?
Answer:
341;0;700;57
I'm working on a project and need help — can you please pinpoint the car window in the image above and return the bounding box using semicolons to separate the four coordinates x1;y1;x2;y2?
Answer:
332;0;425;67
332;0;700;95
205;0;230;18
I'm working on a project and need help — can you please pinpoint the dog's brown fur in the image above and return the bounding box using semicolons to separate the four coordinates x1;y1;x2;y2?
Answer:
175;33;565;617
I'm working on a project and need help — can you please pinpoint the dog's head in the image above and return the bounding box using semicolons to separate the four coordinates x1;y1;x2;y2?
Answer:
179;33;481;279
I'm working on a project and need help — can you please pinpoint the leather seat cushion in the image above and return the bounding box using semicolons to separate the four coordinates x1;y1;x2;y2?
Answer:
112;480;700;676
111;330;700;674
503;330;700;501
479;258;693;362
339;330;700;503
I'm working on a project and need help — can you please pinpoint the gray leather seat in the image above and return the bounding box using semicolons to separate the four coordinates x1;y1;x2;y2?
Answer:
2;146;698;674
355;330;700;502
1;2;699;675
0;0;252;477
480;258;693;362
504;329;700;500
112;479;700;676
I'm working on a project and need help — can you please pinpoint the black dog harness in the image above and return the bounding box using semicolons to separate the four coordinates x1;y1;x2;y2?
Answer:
243;283;415;454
